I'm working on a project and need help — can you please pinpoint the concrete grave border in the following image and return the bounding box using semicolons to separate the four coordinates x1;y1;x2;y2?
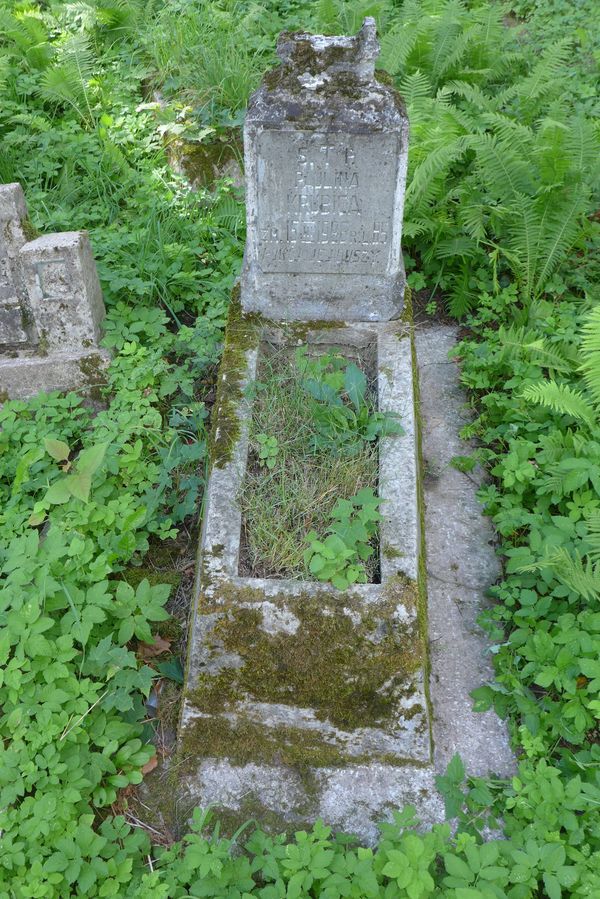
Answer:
179;299;443;834
179;308;515;841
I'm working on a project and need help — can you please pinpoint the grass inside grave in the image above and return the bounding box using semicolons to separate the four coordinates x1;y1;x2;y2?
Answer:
239;343;381;581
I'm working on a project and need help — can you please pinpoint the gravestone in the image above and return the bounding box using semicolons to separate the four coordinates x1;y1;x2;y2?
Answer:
180;19;513;842
241;18;409;321
0;183;110;402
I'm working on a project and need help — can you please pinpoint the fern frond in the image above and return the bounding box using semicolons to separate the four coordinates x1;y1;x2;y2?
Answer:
566;116;600;177
579;306;600;408
457;202;487;241
398;69;434;107
472;134;534;201
585;511;600;564
405;136;470;208
496;40;570;112
532;185;588;294
446;79;495;112
496;326;573;374
521;381;596;427
38;33;95;122
484;113;534;155
519;548;600;602
429;1;464;85
434;25;476;81
315;0;339;32
433;235;479;259
380;20;422;76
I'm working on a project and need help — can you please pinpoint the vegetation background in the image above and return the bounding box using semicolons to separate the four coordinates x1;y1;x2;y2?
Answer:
0;0;599;895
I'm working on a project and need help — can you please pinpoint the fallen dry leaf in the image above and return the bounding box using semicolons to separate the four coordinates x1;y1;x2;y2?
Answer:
142;755;158;776
137;634;172;659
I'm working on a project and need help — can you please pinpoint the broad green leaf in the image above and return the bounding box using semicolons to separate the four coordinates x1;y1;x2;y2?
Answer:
45;479;73;505
44;437;70;462
76;442;109;476
64;472;92;503
344;362;366;411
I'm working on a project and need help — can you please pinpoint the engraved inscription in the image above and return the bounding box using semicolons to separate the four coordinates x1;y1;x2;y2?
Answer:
33;258;68;300
256;132;398;275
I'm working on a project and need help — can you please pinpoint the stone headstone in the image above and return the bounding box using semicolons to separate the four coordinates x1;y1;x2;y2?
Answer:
0;183;110;402
241;18;409;322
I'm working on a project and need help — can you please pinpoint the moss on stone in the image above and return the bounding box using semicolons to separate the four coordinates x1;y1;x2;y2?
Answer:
382;543;403;560
188;580;422;736
77;353;108;403
169;136;242;188
195;795;314;840
122;567;182;590
208;288;262;468
21;218;39;242
408;302;434;757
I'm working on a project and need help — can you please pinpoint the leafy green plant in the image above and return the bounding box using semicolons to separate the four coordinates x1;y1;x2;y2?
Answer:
254;432;279;469
296;346;403;453
305;487;382;588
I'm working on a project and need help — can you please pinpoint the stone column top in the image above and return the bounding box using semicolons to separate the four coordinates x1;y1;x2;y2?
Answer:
0;183;27;222
249;18;406;133
276;17;379;83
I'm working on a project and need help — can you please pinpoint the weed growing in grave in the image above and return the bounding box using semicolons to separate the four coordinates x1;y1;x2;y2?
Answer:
255;432;279;469
296;346;403;454
241;345;384;580
305;487;383;588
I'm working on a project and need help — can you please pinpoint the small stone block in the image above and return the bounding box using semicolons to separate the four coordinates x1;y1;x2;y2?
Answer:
0;301;28;345
0;348;111;402
19;232;105;351
0;183;28;223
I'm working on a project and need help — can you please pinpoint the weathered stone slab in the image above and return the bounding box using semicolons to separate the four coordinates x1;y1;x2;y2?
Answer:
416;324;514;777
179;314;514;841
241;19;409;321
20;232;105;351
0;182;110;402
0;183;33;346
180;303;429;837
0;349;110;403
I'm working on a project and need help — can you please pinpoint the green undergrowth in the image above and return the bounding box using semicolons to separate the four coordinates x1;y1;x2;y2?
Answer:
1;0;600;896
240;344;380;580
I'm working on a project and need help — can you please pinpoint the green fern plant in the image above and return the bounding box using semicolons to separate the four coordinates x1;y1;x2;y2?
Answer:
519;547;600;602
521;305;600;428
37;33;96;125
380;0;599;315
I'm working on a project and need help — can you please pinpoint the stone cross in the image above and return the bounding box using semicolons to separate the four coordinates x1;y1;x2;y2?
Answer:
241;18;409;322
0;183;110;402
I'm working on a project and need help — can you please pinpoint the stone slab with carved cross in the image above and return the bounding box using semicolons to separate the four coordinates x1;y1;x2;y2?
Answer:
0;183;110;403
